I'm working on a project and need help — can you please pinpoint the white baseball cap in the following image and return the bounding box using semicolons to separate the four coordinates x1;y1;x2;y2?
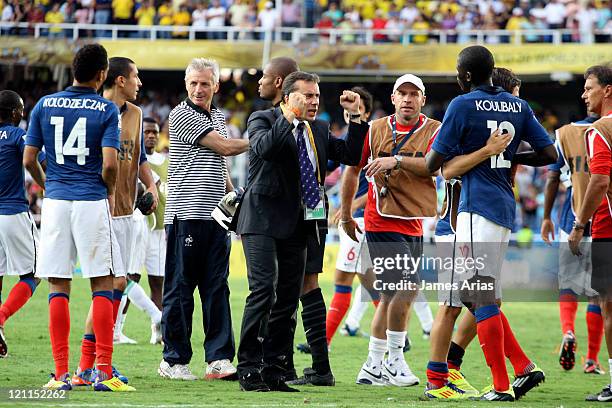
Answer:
393;73;425;95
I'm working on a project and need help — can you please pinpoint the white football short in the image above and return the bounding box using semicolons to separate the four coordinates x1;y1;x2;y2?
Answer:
335;217;367;274
453;212;508;300
111;215;136;278
434;233;463;307
0;212;39;276
558;229;596;297
144;228;166;277
127;210;147;275
37;198;113;279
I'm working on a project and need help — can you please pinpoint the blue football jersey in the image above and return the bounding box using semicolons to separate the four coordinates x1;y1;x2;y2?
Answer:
431;85;553;229
0;124;29;215
26;86;120;201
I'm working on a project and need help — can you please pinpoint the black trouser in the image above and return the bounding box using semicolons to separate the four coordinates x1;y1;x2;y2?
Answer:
162;218;235;364
237;223;307;376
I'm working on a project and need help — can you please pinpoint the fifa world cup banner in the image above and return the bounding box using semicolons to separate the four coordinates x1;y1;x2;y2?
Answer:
0;37;78;65
100;40;265;70
271;44;612;75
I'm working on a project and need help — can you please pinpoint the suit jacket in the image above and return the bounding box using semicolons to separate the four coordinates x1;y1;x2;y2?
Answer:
234;106;369;239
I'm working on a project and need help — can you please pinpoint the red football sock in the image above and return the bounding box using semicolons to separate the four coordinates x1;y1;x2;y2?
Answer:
559;292;578;334
326;285;352;345
49;294;70;379
78;334;97;372
587;305;604;362
0;281;34;326
92;293;114;380
476;306;509;392
426;362;449;388
500;311;532;376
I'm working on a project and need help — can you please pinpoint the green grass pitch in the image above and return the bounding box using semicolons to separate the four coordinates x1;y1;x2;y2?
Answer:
0;244;608;407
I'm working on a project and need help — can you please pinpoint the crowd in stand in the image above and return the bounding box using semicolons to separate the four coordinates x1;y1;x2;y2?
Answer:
1;0;610;42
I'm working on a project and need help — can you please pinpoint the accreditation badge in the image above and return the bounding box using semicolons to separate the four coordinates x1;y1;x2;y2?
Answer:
304;186;326;220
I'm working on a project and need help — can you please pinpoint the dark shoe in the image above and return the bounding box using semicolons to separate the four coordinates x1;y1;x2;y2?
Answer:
278;354;297;382
296;343;311;354
584;360;606;375
559;331;576;371
239;372;270;392
264;377;299;392
286;368;335;386
512;366;545;400
586;385;612;402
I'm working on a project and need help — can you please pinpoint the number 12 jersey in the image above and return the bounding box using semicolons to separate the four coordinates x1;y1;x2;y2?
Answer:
431;85;552;229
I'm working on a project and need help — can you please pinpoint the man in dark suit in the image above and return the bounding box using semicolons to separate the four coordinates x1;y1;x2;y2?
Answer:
234;71;369;392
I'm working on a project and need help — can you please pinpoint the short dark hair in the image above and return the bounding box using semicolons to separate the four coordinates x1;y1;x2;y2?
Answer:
492;67;521;94
0;90;21;122
351;86;373;114
103;56;135;90
143;117;159;126
72;44;109;83
458;45;495;85
282;71;320;98
268;57;299;81
585;65;612;87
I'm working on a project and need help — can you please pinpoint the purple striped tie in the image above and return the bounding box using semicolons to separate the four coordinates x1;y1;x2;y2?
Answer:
296;122;320;209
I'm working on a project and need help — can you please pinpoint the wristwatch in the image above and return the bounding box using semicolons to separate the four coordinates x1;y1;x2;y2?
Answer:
394;154;403;170
349;113;361;120
573;220;586;231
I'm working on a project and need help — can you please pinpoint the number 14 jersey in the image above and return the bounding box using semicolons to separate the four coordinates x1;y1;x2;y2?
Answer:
431;85;552;229
26;86;120;201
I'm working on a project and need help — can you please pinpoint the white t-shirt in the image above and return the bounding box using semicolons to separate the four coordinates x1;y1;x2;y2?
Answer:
1;4;14;22
192;8;207;27
544;2;566;25
399;6;418;24
207;6;226;27
258;8;277;29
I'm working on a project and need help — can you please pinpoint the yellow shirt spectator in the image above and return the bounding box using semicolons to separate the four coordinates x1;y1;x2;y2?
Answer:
136;5;156;25
361;3;375;20
158;3;173;25
411;19;429;43
172;7;190;37
45;9;64;33
112;0;134;20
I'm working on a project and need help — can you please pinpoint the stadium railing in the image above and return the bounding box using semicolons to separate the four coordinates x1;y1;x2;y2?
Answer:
0;22;610;45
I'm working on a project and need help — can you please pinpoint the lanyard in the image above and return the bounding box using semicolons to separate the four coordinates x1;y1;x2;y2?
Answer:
391;114;422;156
304;121;321;184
